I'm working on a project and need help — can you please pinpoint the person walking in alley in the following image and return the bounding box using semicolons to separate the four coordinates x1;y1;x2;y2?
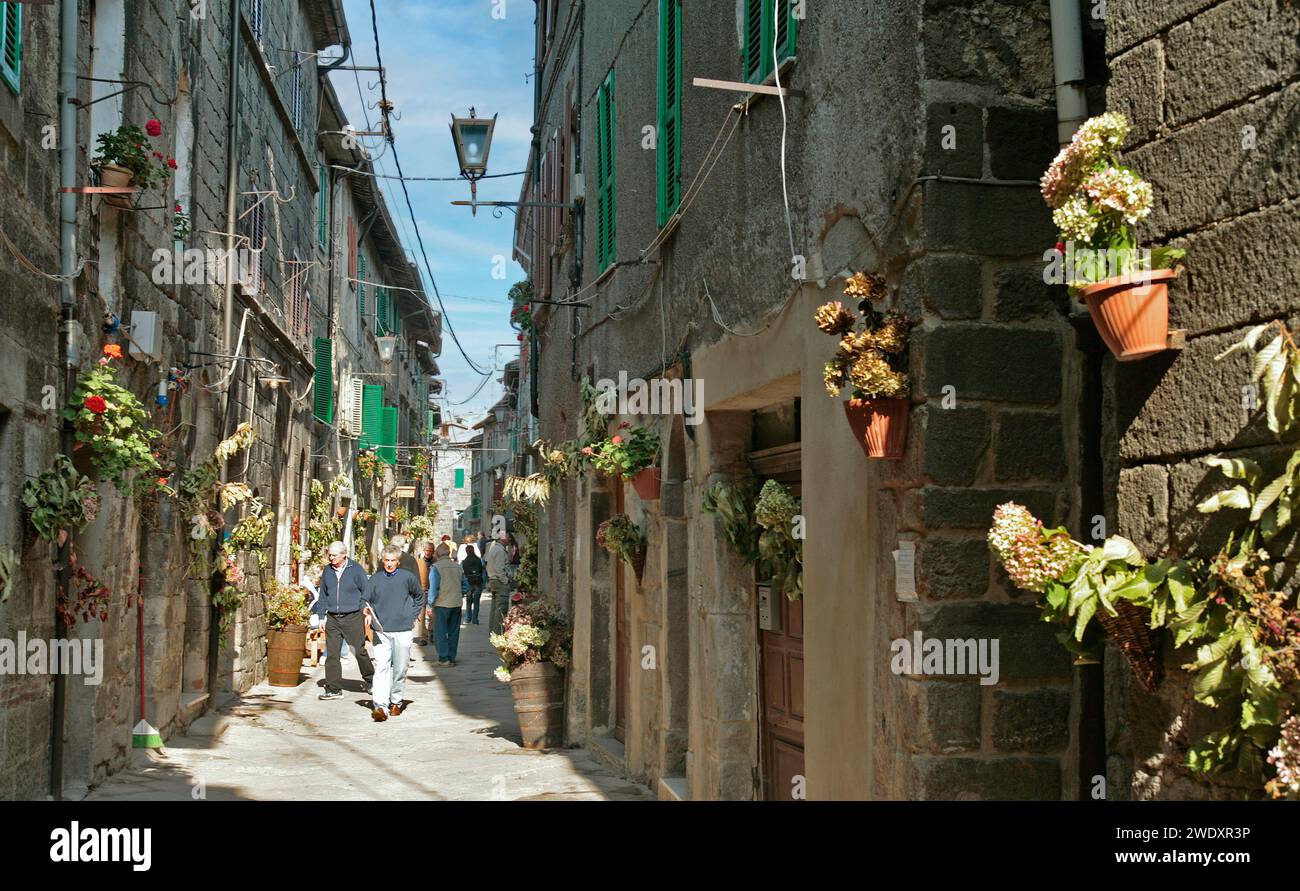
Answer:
390;533;426;646
425;543;468;665
460;538;485;624
362;545;425;721
318;542;374;700
486;531;512;635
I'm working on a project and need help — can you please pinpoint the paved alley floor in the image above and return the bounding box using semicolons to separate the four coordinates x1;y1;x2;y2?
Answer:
86;601;652;802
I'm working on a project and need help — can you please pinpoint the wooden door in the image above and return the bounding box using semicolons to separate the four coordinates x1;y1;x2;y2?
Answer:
614;481;628;742
751;442;804;800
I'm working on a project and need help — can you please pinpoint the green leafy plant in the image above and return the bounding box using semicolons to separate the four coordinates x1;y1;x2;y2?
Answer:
410;450;428;480
596;513;644;577
59;562;112;627
536;438;592;484
489;595;572;682
1040;112;1185;290
590;423;660;479
63;350;163;496
702;476;760;564
264;578;312;631
817;272;911;401
227;499;272;553
509;280;534;334
754;480;804;601
92;122;175;190
22;455;100;544
178;422;257;577
501;497;539;595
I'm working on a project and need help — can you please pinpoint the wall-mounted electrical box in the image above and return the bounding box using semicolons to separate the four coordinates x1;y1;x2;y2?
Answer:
128;311;161;364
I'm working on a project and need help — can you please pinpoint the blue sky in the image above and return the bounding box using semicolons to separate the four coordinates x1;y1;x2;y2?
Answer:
331;0;533;425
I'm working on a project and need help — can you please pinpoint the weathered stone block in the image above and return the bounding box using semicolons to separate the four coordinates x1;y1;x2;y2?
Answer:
922;2;1054;98
924;405;990;485
913;755;1062;800
995;410;1065;481
924;181;1055;257
1165;0;1300;127
1107;0;1218;53
992;687;1071;753
1108;39;1164;145
903;254;983;321
993;262;1064;321
921;601;1073;680
1127;84;1300;235
1117;464;1170;558
921;681;982;752
925;102;983;178
987;105;1057;181
918;536;991;600
925;324;1062;403
921;486;1058;530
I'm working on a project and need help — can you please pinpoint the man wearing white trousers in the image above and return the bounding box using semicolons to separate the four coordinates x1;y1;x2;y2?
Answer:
361;545;425;722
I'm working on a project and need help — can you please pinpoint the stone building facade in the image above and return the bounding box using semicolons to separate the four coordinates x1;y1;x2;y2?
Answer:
0;0;437;800
514;0;1297;800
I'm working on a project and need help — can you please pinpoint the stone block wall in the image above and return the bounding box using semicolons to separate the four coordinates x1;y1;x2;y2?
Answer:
1103;0;1300;800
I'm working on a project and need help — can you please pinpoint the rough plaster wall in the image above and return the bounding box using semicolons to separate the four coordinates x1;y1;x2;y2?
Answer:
1104;0;1300;801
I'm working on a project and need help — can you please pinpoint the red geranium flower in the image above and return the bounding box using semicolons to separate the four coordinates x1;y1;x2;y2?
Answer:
174;204;183;213
157;477;169;486
581;446;593;456
84;395;107;414
145;119;163;137
1054;241;1066;255
167;158;177;170
611;435;623;445
102;343;123;360
618;421;630;429
152;151;163;160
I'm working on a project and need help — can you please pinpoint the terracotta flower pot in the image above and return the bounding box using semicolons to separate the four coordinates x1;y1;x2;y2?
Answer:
1079;268;1177;362
630;467;661;501
844;397;909;459
98;163;136;209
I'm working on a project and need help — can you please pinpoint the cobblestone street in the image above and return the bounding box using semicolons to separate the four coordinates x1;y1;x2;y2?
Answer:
87;596;650;802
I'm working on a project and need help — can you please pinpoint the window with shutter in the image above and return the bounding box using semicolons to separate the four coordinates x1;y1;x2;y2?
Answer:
347;217;357;278
313;338;333;424
291;66;303;131
376;287;389;336
742;0;765;84
358;256;368;327
455;468;465;489
380;406;398;464
317;166;328;248
775;0;798;63
360;384;382;448
657;0;682;229
595;69;616;272
349;378;364;434
743;0;797;85
0;3;21;94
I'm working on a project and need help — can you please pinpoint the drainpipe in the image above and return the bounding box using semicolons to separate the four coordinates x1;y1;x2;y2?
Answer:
50;0;79;802
1048;0;1088;144
211;0;244;707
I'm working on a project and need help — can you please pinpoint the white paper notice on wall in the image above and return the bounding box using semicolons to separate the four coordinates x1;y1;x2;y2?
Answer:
894;540;917;602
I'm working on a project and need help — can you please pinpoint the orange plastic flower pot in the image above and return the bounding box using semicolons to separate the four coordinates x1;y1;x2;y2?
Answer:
1079;268;1177;362
844;398;909;459
631;467;661;501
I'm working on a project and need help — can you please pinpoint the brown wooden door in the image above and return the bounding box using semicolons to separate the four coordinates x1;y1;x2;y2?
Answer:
614;482;628;742
751;442;805;800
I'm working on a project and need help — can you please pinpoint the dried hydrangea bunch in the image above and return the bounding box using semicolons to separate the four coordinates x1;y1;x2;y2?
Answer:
817;273;910;400
1266;714;1300;800
988;503;1085;593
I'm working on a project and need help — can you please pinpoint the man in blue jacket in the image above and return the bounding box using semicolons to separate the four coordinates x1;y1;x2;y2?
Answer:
362;545;425;721
318;541;374;700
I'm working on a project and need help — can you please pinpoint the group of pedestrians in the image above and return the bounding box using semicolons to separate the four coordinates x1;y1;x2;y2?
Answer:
311;529;517;723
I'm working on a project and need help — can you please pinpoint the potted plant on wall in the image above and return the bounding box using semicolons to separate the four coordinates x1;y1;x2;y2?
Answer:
817;272;913;459
1041;112;1185;361
592;423;662;500
264;578;312;687
489;596;572;749
91;120;175;208
596;513;646;580
63;343;164;495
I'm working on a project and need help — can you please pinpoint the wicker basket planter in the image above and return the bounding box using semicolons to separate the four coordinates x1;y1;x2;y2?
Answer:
1096;600;1162;693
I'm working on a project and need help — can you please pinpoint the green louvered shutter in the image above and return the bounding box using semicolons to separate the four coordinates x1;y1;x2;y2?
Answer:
775;0;797;62
426;409;434;436
657;0;682;229
358;255;368;327
742;0;764;84
379;406;398;464
317;166;328;248
312;337;333;424
455;468;465;489
376;288;390;336
360;384;382;448
1;3;21;94
595;70;616;271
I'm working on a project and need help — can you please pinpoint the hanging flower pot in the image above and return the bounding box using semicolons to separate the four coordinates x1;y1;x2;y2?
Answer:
844;397;909;459
630;466;661;501
1079;268;1177;362
98;163;136;208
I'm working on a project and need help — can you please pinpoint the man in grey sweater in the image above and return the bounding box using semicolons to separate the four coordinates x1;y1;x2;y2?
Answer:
486;531;512;635
361;545;424;722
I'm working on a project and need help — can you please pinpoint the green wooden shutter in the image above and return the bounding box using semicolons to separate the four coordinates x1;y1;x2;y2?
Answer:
360;384;382;448
358;255;368;326
775;0;797;62
317;166;328;248
657;0;682;229
1;3;21;94
426;409;434;436
455;468;465;489
379;406;398;464
742;0;764;84
376;288;390;336
313;337;333;424
595;70;616;272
